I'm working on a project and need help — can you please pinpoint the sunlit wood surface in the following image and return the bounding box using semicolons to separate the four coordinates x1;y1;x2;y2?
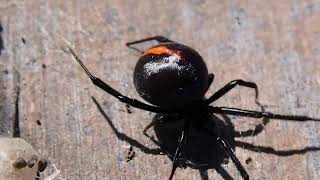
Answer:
0;1;319;179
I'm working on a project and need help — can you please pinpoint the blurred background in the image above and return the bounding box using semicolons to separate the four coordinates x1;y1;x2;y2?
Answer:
0;0;319;179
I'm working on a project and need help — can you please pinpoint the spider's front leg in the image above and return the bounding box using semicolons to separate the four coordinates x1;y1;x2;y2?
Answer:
69;48;176;114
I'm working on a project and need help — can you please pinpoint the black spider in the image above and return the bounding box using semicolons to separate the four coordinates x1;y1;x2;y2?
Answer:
69;36;319;180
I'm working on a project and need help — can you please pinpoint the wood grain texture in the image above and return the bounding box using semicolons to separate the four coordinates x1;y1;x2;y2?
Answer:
0;0;319;179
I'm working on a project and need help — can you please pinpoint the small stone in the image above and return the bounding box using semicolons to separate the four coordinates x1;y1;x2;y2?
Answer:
38;158;48;172
12;157;27;169
0;137;39;180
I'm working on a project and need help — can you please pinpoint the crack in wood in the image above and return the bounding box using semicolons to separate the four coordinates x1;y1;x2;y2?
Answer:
12;85;20;137
0;22;4;55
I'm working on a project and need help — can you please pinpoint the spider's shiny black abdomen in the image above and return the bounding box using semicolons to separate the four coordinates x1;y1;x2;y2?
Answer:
133;42;209;108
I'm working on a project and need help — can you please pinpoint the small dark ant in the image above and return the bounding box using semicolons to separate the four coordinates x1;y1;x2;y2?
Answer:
126;146;136;162
69;36;319;180
245;157;252;164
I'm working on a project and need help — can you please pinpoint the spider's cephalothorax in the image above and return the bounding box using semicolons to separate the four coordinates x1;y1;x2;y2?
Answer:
134;43;209;108
69;36;319;180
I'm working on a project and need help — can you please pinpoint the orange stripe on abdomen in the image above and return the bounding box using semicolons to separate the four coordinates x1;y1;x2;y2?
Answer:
144;46;182;57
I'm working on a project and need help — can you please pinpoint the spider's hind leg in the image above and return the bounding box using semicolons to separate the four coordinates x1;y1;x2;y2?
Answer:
168;120;190;180
126;36;174;53
204;128;249;180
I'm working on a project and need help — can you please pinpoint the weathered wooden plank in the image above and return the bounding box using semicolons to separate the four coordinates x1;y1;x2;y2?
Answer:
0;0;319;179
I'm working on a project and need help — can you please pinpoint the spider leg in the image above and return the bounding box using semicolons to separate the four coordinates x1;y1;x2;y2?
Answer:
205;73;214;92
208;73;214;85
209;106;320;121
143;118;162;146
169;121;190;180
206;79;260;105
126;35;173;46
206;80;267;137
69;48;176;114
126;36;174;53
203;128;249;180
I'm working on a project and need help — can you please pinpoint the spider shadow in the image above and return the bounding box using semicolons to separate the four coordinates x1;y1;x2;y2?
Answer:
92;96;320;180
151;113;235;180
